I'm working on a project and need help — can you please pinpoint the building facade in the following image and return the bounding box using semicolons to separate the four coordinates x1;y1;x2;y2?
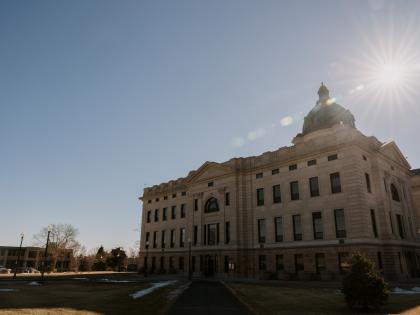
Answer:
139;84;420;280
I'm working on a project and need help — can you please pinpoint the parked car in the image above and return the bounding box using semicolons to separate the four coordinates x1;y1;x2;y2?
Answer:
25;267;40;274
0;267;11;274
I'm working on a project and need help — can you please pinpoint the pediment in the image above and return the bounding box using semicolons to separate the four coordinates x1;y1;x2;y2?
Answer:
185;161;234;184
379;141;411;169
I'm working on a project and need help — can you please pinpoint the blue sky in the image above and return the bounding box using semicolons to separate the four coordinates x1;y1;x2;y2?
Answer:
1;0;420;252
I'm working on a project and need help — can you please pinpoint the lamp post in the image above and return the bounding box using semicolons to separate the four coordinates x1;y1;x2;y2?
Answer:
188;238;192;280
144;241;149;277
41;225;52;283
13;233;24;280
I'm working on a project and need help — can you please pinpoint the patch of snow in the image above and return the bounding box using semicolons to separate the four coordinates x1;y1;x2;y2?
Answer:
28;281;42;286
130;280;177;299
167;282;190;300
0;289;19;292
98;278;133;283
392;287;420;295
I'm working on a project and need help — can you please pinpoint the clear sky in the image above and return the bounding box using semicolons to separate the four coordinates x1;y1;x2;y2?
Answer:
1;0;420;252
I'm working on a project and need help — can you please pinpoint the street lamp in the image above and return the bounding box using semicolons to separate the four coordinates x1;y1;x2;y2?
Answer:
13;233;24;280
144;241;149;277
188;237;192;280
41;224;52;283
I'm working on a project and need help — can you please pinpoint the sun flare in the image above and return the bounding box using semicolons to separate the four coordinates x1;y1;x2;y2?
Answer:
375;63;406;86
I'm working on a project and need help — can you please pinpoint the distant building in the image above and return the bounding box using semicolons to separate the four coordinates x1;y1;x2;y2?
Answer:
139;84;420;280
0;245;73;272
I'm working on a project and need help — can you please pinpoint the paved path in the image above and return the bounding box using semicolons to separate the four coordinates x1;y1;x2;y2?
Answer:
167;280;253;315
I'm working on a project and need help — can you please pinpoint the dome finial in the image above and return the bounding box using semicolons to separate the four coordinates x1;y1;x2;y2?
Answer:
318;82;330;102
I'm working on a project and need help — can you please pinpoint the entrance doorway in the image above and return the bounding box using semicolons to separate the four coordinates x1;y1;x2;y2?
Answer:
204;255;217;277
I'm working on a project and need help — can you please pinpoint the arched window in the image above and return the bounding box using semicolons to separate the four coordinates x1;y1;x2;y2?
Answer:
391;184;400;202
205;197;219;213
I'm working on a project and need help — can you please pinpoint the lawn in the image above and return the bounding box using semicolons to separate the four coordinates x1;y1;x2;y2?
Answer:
0;278;184;315
226;282;420;315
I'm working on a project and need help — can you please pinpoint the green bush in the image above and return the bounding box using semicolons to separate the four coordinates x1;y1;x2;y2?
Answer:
342;252;389;311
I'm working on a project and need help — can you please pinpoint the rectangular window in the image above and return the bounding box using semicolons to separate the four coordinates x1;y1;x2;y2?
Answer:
181;191;186;196
295;254;304;273
193;225;198;246
153;231;157;248
148;200;152;204
258;255;266;271
203;225;207;245
172;193;177;198
161;230;166;248
170;229;175;248
328;154;338;161
192;256;196;272
181;204;186;218
225;222;230;244
334;209;346;238
309;177;320;197
338;252;350;274
272;184;281;203
171;206;176;219
207;223;217;246
365;173;372;193
370;209;378;238
315;253;326;274
312;212;323;240
179;257;184;270
224;256;229;273
194;199;198;211
155;197;159;202
208;181;214;187
307;159;317;166
293;215;302;241
389;212;394;235
145;232;150;245
274;217;283;242
272;168;279;175
162;208;167;221
258;219;266;243
180;228;185;247
290;181;300;200
289;164;297;171
164;196;168;200
276;255;284;271
256;172;263;179
154;209;159;222
396;214;405;239
256;188;264;206
330;172;342;194
147;211;151;223
225;192;230;206
377;252;383;270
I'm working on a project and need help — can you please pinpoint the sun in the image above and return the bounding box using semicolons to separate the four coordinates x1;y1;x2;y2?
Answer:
375;63;406;86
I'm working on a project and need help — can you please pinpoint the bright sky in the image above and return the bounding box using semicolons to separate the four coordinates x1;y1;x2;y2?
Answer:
1;0;420;252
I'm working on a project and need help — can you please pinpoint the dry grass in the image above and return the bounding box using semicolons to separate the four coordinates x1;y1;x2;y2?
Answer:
227;283;420;315
0;280;182;315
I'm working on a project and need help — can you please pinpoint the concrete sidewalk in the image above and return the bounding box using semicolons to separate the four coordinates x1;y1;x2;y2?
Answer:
167;280;253;315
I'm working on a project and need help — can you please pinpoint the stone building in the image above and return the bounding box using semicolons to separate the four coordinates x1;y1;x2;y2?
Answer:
139;84;420;280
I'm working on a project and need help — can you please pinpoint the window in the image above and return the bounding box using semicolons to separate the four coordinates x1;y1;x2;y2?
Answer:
338;252;350;274
147;211;151;223
377;252;383;270
172;193;176;198
160;256;164;270
274;217;283;242
145;232;150;246
155;198;159;202
396;214;405;239
334;209;346;238
207;223;218;245
315;253;326;274
293;215;302;241
276;255;284;271
181;204;186;218
272;168;279;175
225;192;230;206
205;197;219;213
208;181;214;187
225;222;230;244
224;256;229;273
170;229;175;248
370;209;378;238
256;172;263;179
169;257;173;269
153;231;157;248
258;255;266;271
171;206;176;219
309;177;320;197
289;164;297;171
161;230;166;248
330;172;342;194
258;219;266;243
290;181;300;200
312;212;323;240
328;154;338;161
154;209;159;222
148;200;152;204
192;256;196;272
193;225;198;246
365;173;372;193
181;191;186;196
272;185;281;203
164;196;168;200
194;199;198;211
162;208;167;221
389;212;394;235
256;188;264;206
151;257;156;271
180;228;186;247
363;155;367;161
307;159;317;166
179;257;184;270
295;254;304;273
391;184;400;202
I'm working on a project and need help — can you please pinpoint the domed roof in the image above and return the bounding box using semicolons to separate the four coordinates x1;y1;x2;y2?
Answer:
301;83;355;136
